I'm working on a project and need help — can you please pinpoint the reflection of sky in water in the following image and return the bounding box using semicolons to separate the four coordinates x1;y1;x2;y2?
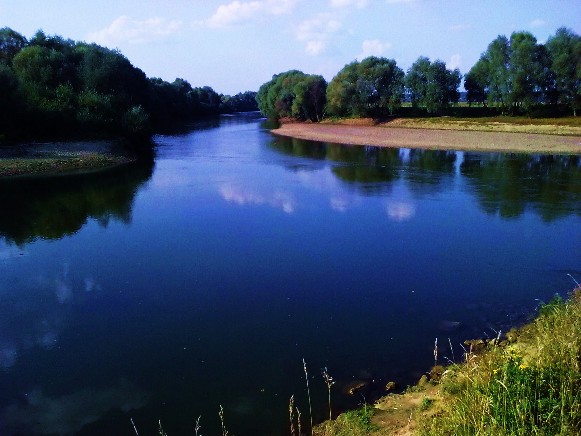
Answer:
219;184;297;214
0;261;102;369
385;201;416;222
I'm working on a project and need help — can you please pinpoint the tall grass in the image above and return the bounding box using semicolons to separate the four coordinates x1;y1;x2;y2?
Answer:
420;288;581;435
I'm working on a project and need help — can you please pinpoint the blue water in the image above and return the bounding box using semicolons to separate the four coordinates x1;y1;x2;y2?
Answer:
0;112;580;435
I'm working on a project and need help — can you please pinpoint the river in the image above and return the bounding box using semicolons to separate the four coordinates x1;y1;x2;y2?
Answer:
0;112;580;435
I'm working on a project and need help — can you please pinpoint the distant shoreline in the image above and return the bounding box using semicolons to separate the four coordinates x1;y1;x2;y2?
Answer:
273;120;581;154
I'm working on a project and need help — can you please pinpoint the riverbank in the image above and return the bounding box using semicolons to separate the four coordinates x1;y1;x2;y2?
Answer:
273;118;581;154
315;286;581;435
0;152;135;178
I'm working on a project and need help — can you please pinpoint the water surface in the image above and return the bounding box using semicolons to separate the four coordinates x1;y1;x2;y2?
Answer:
1;113;580;435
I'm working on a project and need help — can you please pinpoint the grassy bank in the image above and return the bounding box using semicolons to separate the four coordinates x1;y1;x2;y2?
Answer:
274;122;581;154
314;286;581;435
321;116;581;136
0;152;134;178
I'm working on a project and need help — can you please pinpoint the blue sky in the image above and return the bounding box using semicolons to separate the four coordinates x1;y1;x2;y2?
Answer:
1;0;580;94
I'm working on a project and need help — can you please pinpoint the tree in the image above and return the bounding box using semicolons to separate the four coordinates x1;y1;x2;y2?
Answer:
221;91;258;113
0;27;27;65
326;57;404;117
546;27;581;116
474;32;557;114
484;35;511;110
256;70;327;121
292;75;327;121
405;57;460;113
464;58;489;106
508;31;549;111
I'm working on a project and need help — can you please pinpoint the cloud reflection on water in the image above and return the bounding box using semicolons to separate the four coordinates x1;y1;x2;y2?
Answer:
219;184;297;214
0;263;102;369
385;201;416;222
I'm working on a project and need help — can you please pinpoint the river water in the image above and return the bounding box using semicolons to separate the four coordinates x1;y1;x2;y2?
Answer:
0;112;580;435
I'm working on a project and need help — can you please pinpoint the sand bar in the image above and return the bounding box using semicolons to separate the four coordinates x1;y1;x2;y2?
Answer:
273;123;581;154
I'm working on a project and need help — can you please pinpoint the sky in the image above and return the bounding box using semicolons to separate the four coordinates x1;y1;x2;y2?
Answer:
1;0;580;95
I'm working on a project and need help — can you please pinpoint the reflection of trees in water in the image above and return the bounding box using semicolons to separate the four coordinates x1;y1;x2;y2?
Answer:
270;136;458;193
461;154;581;221
0;160;154;245
269;136;329;161
269;136;581;221
404;149;456;194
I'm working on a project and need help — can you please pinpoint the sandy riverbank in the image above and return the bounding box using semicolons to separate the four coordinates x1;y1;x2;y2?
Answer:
273;122;581;154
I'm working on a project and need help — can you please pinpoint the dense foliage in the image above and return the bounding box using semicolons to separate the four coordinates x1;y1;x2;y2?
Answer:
326;56;405;117
465;28;581;115
256;70;326;121
258;27;580;120
406;56;461;113
0;27;257;141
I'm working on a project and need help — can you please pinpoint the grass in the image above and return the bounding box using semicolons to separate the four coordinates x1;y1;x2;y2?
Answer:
320;113;581;136
0;152;133;178
417;288;581;436
314;405;377;436
312;286;581;436
381;116;581;136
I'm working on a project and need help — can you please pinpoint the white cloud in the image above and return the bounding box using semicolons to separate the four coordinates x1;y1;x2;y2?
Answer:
268;0;299;15
206;1;263;27
448;54;462;70
88;16;182;46
296;14;342;56
330;0;369;8
530;19;546;28
306;40;327;55
206;0;297;27
358;39;392;58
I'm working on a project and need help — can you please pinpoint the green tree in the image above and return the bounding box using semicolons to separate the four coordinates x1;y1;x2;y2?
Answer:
464;58;489;106
546;27;581;116
484;35;511;110
405;57;460;113
508;31;549;111
292;74;327;121
326;57;404;117
257;70;327;121
475;32;557;114
0;27;27;65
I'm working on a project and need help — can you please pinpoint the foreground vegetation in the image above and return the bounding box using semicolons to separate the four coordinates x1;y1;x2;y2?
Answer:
316;286;581;435
257;27;580;122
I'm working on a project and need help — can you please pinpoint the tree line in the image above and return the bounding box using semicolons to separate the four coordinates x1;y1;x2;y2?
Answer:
0;28;258;141
257;27;580;120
